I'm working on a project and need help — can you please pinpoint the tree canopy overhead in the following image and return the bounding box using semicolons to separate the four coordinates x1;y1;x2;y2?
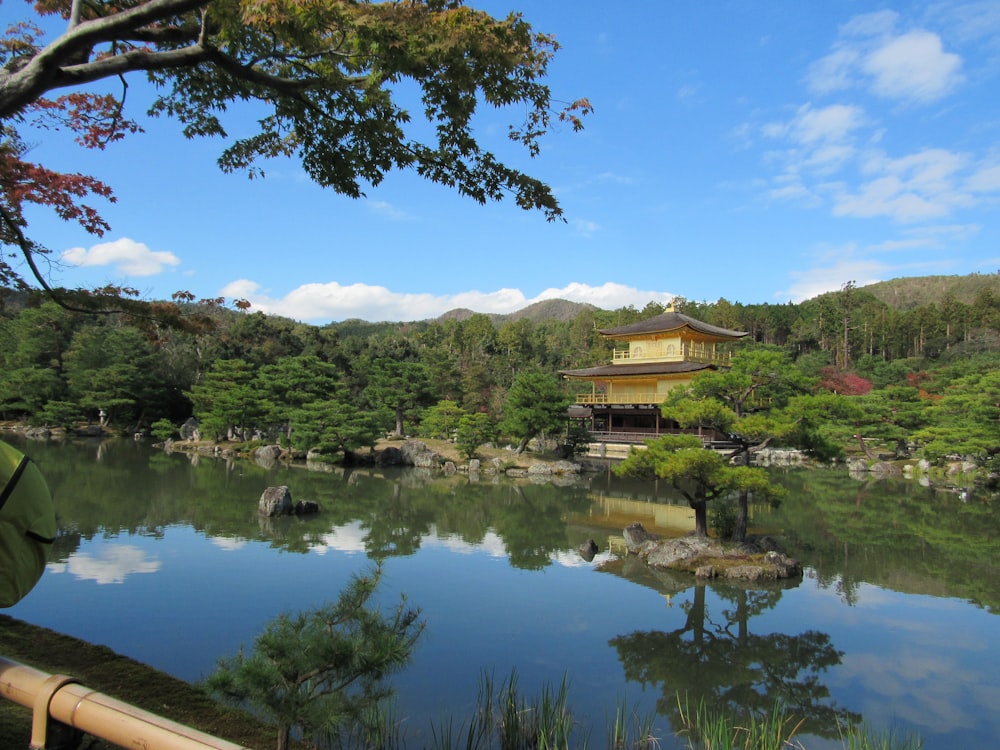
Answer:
1;0;589;300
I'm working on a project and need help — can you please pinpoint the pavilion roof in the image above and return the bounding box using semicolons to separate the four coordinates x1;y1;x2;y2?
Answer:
597;311;747;340
559;361;715;379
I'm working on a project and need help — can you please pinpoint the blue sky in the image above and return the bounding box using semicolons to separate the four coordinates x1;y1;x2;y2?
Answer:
17;0;1000;323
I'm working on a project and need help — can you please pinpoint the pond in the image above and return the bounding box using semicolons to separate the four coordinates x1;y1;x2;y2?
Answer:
5;435;1000;749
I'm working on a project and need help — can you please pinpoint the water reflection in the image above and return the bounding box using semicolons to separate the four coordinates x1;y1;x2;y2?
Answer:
768;468;1000;611
6;436;1000;749
49;543;161;584
607;576;857;740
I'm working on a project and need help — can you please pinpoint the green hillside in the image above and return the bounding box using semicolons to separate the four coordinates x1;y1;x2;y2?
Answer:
859;273;1000;310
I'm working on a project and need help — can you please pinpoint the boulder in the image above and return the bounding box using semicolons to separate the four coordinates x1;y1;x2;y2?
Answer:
752;448;805;467
622;522;661;556
643;535;710;567
552;460;582;475
294;500;320;515
255;445;282;461
847;457;869;473
412;451;441;469
179;417;199;441
401;440;441;468
870;461;902;476
578;539;599;562
258;486;293;517
627;526;803;583
376;446;405;466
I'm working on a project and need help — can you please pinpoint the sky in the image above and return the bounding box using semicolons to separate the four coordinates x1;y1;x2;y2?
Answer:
14;0;1000;323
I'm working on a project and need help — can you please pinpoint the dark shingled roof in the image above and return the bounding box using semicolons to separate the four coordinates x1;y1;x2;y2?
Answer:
598;311;747;339
559;361;715;379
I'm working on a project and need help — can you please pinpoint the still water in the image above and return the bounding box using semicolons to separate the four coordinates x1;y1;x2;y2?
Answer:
5;436;1000;749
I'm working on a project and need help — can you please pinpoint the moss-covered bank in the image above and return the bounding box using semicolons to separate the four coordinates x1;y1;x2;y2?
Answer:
0;614;284;749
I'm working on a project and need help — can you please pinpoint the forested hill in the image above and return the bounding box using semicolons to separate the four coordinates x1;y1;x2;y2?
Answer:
839;273;1000;311
2;272;1000;458
437;273;1000;326
437;299;598;325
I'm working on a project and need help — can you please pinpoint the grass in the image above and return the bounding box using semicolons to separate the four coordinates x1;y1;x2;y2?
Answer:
675;695;924;750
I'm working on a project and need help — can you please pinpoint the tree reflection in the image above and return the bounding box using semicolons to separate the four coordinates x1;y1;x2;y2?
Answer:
361;481;434;559
610;582;859;740
769;468;1000;612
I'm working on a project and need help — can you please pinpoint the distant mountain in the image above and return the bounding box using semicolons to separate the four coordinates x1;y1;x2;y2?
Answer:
858;273;1000;310
436;298;597;325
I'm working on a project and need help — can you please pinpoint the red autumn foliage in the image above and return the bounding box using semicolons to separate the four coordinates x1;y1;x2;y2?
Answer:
818;367;873;396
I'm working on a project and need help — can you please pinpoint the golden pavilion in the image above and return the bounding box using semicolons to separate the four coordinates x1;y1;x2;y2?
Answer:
560;307;747;441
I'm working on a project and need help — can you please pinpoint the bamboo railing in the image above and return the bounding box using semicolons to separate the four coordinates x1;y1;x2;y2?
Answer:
0;656;249;750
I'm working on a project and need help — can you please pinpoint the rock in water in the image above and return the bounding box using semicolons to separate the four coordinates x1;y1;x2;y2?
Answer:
578;539;599;562
622;522;661;555
259;486;293;517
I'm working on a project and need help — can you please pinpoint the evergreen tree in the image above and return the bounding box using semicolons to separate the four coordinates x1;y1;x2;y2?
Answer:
615;434;783;537
500;371;570;454
206;566;423;750
456;412;495;460
420;400;468;440
185;359;264;441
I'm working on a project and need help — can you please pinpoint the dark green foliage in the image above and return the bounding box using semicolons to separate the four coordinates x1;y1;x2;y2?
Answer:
364;359;434;437
615;435;784;537
289;399;382;458
499;371;571;454
456;412;495;460
560;424;592;458
710;500;738;540
420;400;467;440
2;273;1000;467
31;400;82;429
150;418;177;442
205;565;423;750
184;359;263;441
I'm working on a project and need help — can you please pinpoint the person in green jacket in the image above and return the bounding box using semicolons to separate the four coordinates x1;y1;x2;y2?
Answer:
0;441;56;607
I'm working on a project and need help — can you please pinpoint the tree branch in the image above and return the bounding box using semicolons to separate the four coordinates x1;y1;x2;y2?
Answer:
1;0;208;117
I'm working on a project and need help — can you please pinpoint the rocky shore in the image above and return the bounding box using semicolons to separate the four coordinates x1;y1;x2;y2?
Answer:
617;521;803;582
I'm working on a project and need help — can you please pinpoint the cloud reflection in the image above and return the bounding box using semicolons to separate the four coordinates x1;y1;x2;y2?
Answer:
48;544;161;584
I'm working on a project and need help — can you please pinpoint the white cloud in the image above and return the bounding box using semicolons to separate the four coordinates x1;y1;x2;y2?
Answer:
760;105;865;205
219;280;677;323
367;200;412;221
534;282;675;308
776;255;889;302
807;12;963;103
790;103;866;145
571;218;601;237
966;162;1000;192
864;31;963;102
867;223;981;252
834;148;974;222
60;237;181;277
840;9;901;39
806;47;861;94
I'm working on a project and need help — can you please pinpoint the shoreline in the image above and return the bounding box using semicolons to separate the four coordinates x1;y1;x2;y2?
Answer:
0;614;287;749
